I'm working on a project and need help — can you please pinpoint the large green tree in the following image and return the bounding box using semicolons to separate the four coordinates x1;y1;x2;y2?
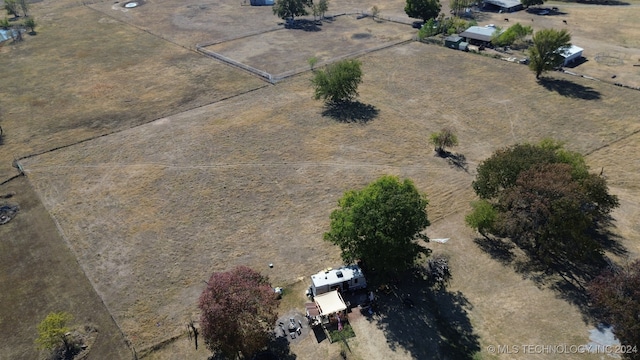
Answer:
324;175;430;275
199;266;278;360
467;141;618;265
272;0;312;21
404;0;441;22
589;261;640;360
312;59;363;105
528;28;571;79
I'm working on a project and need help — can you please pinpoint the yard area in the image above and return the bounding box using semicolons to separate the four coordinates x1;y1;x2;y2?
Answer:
1;0;640;358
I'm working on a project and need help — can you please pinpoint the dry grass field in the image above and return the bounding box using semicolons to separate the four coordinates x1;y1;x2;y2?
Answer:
2;0;640;358
20;42;640;358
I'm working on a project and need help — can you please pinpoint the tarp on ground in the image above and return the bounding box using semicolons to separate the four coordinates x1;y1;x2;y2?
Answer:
314;290;347;316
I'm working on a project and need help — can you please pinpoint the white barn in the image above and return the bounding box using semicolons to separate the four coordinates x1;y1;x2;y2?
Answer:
309;265;367;297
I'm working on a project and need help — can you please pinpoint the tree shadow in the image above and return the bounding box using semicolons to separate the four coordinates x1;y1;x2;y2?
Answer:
367;272;480;359
574;0;629;5
285;19;321;32
321;101;379;123
436;150;469;172
474;228;626;321
539;78;601;100
473;236;516;265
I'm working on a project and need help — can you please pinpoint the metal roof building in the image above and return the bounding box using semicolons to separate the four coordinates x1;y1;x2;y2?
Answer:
483;0;523;12
459;25;502;44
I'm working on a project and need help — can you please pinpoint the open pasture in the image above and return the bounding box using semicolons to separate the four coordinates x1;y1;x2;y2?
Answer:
20;42;640;357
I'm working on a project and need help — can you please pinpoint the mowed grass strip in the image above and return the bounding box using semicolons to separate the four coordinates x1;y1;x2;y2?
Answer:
20;41;640;356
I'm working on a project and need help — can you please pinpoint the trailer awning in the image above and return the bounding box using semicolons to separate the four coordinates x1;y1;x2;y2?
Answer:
314;290;347;316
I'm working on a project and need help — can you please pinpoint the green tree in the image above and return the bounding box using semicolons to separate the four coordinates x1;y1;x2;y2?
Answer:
468;141;619;266
272;0;312;22
318;0;329;19
429;128;458;155
404;0;441;22
24;16;36;33
312;59;363;105
465;200;497;237
589;261;640;360
0;17;9;30
324;175;430;275
528;28;571;79
491;23;533;47
520;0;544;7
18;0;28;17
4;0;19;18
35;312;74;354
199;266;278;359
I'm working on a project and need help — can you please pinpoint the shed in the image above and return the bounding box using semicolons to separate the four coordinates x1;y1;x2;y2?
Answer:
559;45;583;66
309;265;367;297
459;25;502;46
445;35;463;49
482;0;523;12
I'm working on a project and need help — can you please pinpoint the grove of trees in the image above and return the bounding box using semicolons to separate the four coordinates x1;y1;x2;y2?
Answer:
528;28;572;79
404;0;441;22
324;175;431;276
311;59;363;105
466;140;619;266
199;266;278;359
589;260;640;360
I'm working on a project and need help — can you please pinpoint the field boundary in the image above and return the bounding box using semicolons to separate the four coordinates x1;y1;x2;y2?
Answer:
197;13;415;84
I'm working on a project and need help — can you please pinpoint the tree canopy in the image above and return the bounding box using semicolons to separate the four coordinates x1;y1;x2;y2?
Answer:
272;0;312;21
589;261;640;360
467;141;618;265
429;128;458;155
528;28;571;79
491;23;533;47
324;175;430;275
312;59;363;105
199;266;278;359
35;312;74;355
404;0;441;22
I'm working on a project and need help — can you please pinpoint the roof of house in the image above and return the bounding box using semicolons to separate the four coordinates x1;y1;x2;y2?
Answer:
314;290;347;316
559;45;584;58
0;29;15;43
459;26;501;42
484;0;522;9
445;35;463;42
311;265;364;288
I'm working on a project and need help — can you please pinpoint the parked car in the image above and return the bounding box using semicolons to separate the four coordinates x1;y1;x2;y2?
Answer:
412;21;425;29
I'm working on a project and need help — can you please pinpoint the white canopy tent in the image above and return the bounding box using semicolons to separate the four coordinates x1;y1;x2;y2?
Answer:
314;290;347;316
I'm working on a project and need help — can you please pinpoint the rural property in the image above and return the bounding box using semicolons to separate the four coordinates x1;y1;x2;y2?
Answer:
1;0;639;358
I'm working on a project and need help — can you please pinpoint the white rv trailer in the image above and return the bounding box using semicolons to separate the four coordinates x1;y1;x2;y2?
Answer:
309;265;367;297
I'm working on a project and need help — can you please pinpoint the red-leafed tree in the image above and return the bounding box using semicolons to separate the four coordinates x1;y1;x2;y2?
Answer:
199;266;278;359
588;260;640;359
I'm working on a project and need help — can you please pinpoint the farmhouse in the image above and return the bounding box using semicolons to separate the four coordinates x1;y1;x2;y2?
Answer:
559;45;584;66
308;265;367;297
459;25;503;46
482;0;523;12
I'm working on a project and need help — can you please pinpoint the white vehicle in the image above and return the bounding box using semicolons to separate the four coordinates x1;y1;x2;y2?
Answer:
308;265;367;297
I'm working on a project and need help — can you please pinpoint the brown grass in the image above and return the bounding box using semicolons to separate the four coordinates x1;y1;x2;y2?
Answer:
2;0;640;358
20;41;640;358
